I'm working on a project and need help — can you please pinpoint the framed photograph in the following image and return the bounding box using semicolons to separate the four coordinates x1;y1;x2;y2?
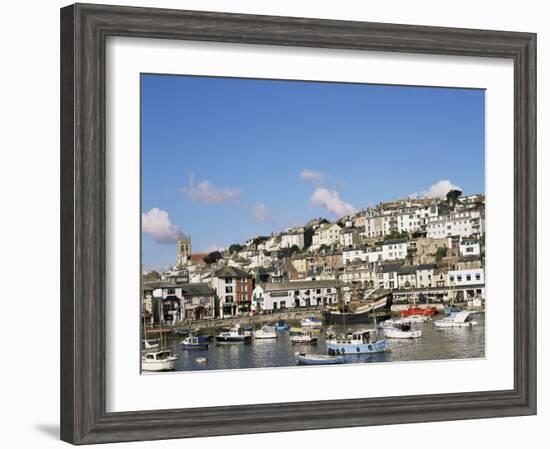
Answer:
60;3;536;444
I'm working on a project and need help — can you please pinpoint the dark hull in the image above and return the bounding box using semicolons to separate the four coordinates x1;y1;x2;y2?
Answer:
323;309;390;325
215;336;252;343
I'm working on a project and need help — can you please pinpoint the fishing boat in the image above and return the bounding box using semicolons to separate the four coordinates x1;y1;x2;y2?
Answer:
434;311;478;328
295;352;344;365
400;306;437;317
141;350;178;371
180;335;209;350
195;357;208;364
253;325;278;339
215;324;252;343
142;338;160;349
383;322;422;339
300;317;323;328
290;330;318;345
326;329;388;355
273;320;290;331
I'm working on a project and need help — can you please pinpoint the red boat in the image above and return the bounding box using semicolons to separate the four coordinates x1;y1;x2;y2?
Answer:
399;307;437;317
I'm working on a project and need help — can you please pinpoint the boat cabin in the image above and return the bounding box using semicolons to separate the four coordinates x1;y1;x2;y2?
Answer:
143;350;172;361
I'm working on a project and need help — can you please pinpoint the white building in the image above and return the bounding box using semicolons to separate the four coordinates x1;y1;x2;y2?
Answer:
340;227;360;248
415;263;436;289
252;280;337;312
280;230;305;250
377;263;402;289
448;268;484;287
459;238;481;256
343;247;367;264
381;238;408;261
397;265;417;289
426;210;484;239
311;223;342;248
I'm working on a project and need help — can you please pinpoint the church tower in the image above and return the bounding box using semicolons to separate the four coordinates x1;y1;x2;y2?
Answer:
176;235;191;268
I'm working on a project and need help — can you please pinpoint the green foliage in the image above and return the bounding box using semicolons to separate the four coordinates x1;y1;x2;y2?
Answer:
435;246;448;262
203;251;222;265
228;243;244;254
445;189;463;207
143;270;161;282
290;245;300;256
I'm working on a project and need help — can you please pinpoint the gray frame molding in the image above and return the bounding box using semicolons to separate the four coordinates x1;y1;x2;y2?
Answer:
60;3;536;445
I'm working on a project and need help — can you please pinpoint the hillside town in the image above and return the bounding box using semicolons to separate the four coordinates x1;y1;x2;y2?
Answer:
142;190;485;327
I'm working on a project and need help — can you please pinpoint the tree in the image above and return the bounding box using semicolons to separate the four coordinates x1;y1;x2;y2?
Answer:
445;189;463;208
318;244;330;253
435;246;448;262
289;245;300;256
203;251;222;265
228;243;243;254
143;270;161;282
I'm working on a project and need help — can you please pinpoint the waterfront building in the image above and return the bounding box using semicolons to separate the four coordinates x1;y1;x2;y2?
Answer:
252;280;337;312
415;263;436;288
397;265;418;289
378;262;403;289
211;266;253;318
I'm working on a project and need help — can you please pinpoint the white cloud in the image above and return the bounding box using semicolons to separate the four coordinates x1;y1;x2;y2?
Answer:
300;169;325;184
310;188;356;216
142;208;182;244
410;179;463;199
182;174;241;205
253;203;271;223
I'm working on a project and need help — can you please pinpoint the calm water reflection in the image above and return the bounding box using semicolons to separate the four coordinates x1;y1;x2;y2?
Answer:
171;314;485;372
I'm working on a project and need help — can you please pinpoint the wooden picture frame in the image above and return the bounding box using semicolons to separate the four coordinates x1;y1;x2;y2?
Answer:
60;3;536;444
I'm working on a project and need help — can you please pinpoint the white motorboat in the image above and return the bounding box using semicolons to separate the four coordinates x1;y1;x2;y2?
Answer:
383;322;422;339
141;350;178;372
253;325;277;339
434;311;478;328
215;324;252;343
290;330;318;345
295;352;344;365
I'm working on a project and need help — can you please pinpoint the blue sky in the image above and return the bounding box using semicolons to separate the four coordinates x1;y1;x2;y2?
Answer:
141;74;485;270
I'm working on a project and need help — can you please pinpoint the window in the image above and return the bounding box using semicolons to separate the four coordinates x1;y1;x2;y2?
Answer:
225;295;234;303
457;275;462;282
316;289;321;294
225;277;232;284
475;273;481;281
225;286;233;294
466;274;471;281
167;288;175;295
280;301;286;309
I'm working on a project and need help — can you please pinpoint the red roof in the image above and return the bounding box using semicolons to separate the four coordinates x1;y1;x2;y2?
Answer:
190;253;208;262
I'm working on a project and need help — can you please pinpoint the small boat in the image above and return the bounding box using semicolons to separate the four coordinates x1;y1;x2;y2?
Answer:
273;320;290;331
253;325;277;339
174;328;190;336
180;335;209;350
290;330;318;345
326;329;388;355
400;306;437;317
434;311;478;328
383;322;422;339
300;317;323;328
295;352;345;365
215;324;252;343
142;338;160;349
141;350;178;372
195;357;208;364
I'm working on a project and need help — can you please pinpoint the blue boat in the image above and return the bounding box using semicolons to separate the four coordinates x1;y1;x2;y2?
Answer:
326;329;388;355
273;320;290;331
197;335;213;342
180;336;208;350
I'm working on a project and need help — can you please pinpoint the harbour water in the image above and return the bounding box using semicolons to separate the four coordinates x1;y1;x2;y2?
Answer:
167;313;485;372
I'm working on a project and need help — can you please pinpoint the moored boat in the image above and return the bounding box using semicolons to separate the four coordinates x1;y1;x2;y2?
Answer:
300;317;323;328
215;324;252;343
295;352;344;365
434;311;478;328
180;335;209;350
253;325;278;339
290;330;318;345
383;322;422;339
143;338;160;349
273;320;290;331
141;350;178;371
400;306;437;317
326;329;388;355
